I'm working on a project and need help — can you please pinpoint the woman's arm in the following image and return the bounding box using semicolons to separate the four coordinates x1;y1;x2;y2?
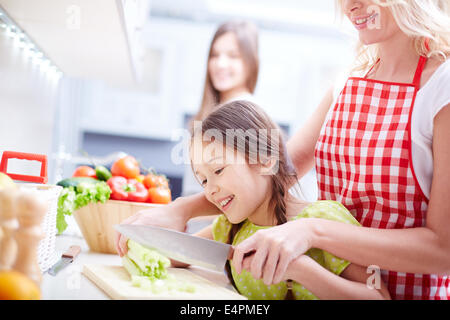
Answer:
233;104;450;283
170;224;214;268
286;86;334;180
285;257;390;300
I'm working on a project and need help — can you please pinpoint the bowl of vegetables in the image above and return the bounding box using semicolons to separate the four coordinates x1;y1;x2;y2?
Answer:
56;155;172;254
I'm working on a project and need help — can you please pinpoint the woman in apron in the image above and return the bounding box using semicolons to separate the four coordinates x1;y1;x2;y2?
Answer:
231;0;450;300
116;0;450;299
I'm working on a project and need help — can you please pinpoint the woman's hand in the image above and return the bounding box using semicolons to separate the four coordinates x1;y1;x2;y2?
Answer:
115;198;190;257
232;218;317;285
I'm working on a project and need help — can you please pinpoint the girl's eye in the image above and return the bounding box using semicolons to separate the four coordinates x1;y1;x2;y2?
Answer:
201;179;207;187
214;168;224;175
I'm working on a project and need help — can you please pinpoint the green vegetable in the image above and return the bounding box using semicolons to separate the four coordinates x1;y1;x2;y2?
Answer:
122;240;196;294
123;240;170;279
95;165;112;181
56;181;111;234
56;177;99;188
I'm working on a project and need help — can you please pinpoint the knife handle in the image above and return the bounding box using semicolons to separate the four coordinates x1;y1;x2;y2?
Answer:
62;245;81;259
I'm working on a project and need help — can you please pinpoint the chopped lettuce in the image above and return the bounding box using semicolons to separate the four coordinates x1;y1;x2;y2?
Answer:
122;240;196;294
56;187;76;234
56;181;111;234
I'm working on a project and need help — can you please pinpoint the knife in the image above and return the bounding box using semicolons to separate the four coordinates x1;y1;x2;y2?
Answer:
114;224;234;272
47;245;81;276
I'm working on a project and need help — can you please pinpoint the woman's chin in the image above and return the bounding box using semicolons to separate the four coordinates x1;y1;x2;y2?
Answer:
358;32;386;46
212;82;234;93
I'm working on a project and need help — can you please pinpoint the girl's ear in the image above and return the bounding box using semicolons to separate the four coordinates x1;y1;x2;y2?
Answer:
259;157;279;176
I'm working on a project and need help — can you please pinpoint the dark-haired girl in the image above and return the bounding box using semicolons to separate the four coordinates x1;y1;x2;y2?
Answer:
182;100;390;300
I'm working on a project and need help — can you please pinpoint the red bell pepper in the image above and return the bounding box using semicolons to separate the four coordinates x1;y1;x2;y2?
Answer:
107;176;148;202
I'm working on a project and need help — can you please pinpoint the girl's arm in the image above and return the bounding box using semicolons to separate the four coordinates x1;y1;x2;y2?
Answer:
233;104;450;284
285;256;391;300
170;224;214;268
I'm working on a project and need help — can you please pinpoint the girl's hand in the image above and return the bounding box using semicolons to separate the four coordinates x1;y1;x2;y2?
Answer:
115;199;190;257
232;218;316;285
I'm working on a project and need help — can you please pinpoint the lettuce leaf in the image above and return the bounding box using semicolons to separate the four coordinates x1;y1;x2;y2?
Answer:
122;240;196;294
56;181;111;234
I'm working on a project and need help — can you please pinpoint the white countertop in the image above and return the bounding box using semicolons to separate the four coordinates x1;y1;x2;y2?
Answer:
40;233;234;300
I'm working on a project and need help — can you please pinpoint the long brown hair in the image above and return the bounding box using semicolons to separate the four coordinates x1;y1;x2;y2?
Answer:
192;20;259;124
191;100;298;293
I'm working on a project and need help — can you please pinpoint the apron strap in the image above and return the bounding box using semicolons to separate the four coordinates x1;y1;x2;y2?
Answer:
363;58;380;79
412;55;428;87
412;38;430;87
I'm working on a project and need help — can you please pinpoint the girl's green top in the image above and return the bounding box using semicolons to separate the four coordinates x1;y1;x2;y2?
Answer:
212;200;361;300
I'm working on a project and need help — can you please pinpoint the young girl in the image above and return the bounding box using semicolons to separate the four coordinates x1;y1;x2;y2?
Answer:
183;100;390;300
116;0;450;300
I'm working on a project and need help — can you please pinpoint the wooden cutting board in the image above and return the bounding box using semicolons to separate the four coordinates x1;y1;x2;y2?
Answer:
83;264;246;300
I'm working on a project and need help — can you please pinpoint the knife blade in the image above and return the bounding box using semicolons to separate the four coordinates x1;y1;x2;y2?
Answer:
47;245;81;276
114;224;233;272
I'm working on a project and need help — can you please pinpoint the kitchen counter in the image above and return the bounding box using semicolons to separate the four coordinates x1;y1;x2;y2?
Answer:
40;233;234;300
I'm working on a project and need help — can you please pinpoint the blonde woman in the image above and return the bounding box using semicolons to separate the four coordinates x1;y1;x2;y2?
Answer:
116;0;450;300
183;20;260;196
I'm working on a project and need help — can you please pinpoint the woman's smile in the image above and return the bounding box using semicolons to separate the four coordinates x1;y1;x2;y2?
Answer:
352;12;379;30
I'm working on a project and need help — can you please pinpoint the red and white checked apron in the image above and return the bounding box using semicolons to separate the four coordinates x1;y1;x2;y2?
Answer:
315;55;449;300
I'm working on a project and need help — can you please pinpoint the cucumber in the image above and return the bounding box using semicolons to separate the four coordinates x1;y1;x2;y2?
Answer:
56;177;100;188
95;165;112;181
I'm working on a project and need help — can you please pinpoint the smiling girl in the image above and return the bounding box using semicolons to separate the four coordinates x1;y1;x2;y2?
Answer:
184;100;390;300
116;0;450;300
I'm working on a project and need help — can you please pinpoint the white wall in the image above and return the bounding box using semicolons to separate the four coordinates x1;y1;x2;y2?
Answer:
0;26;60;178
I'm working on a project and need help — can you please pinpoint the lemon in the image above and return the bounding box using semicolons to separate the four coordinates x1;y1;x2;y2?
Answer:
0;270;41;300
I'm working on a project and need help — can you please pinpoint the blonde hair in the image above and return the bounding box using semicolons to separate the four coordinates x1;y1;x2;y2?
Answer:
191;20;259;125
336;0;450;73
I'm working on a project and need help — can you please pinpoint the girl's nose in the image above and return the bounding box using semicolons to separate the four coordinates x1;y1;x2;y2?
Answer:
216;54;229;68
206;183;219;197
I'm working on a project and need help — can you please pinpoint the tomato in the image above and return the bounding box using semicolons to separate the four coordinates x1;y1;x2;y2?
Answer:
72;166;97;179
111;156;140;179
143;174;159;189
156;175;169;189
143;173;169;189
147;187;171;204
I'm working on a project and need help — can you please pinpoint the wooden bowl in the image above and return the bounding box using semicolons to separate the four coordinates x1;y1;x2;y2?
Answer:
73;200;163;254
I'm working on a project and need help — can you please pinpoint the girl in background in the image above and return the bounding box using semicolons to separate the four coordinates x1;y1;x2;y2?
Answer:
191;20;259;124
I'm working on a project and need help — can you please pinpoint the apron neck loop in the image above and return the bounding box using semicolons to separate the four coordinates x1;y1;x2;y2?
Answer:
412;55;428;87
364;58;380;79
412;38;430;87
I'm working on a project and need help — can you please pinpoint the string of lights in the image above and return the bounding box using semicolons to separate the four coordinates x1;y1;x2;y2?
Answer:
0;5;63;80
